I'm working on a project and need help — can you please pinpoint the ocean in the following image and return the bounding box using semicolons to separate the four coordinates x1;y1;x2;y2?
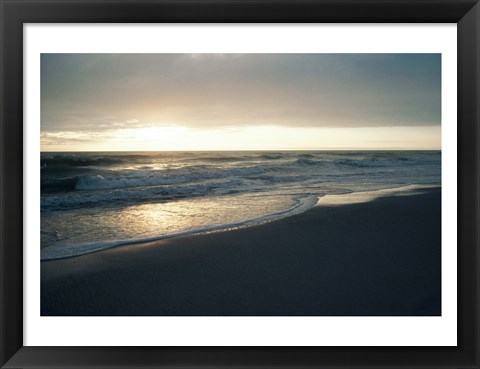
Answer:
41;150;441;260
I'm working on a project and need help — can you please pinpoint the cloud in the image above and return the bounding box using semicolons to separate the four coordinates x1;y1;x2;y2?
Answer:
41;54;441;132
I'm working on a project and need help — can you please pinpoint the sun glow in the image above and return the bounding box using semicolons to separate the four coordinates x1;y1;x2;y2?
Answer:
41;124;441;152
112;126;189;141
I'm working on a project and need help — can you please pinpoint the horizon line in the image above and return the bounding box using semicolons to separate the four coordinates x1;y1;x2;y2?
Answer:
40;148;441;153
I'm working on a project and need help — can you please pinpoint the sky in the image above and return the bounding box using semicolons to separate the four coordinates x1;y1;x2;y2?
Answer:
41;53;441;151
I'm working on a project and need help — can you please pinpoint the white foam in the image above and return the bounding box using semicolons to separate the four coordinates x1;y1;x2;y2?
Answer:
316;184;439;206
74;165;266;191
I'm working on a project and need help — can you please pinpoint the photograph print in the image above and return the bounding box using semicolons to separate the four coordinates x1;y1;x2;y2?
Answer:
40;53;441;316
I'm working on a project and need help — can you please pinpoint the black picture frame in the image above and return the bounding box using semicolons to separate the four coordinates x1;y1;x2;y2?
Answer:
1;1;479;368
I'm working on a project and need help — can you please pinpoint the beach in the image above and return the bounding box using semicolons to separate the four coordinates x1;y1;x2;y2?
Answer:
41;187;441;316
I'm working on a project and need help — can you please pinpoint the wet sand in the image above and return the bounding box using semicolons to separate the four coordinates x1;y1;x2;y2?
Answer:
41;187;441;316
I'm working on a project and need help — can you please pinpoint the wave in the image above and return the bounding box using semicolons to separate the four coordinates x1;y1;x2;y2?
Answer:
41;155;126;168
40;151;441;210
42;176;79;193
294;158;324;166
74;173;182;191
73;166;266;191
41;179;246;210
185;152;287;163
41;165;267;195
252;174;309;183
258;153;285;160
335;157;431;168
41;195;319;261
189;155;248;163
290;156;432;168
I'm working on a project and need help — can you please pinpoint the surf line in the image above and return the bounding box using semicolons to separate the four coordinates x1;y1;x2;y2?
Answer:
41;195;319;261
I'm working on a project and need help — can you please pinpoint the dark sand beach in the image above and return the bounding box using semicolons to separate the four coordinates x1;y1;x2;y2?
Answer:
41;187;441;316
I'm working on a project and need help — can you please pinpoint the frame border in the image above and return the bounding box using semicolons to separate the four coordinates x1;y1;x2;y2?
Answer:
1;1;479;368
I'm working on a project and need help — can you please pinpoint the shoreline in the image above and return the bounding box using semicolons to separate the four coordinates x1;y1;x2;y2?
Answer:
41;184;439;261
42;187;441;316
